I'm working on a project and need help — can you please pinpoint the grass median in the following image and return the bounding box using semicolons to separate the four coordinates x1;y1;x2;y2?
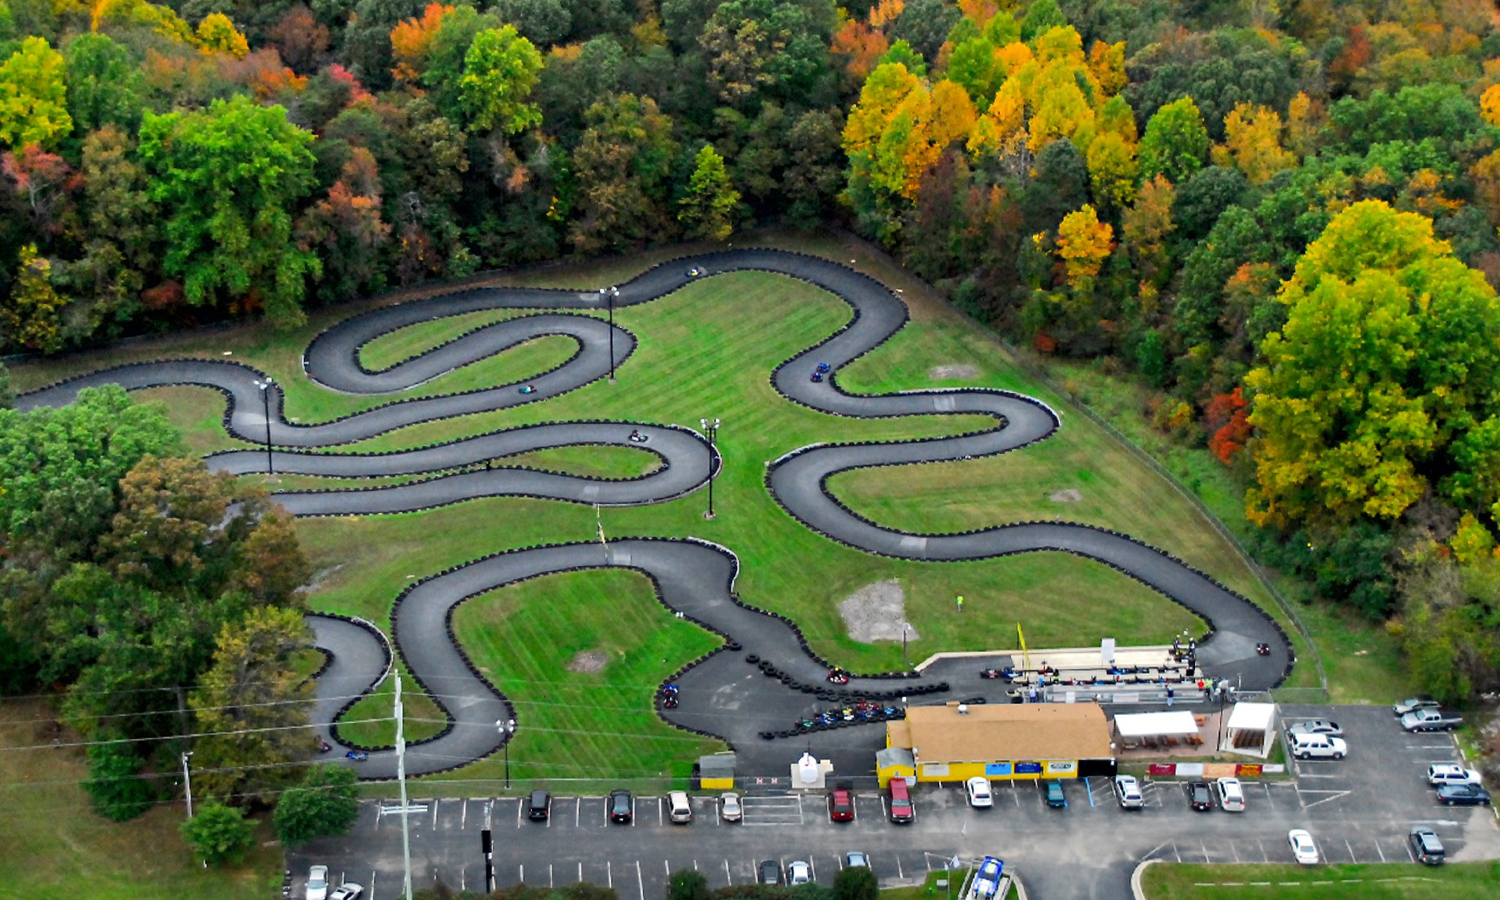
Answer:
1140;861;1500;899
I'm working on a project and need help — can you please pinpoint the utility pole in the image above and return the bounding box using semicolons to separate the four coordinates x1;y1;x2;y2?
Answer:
608;286;619;382
396;673;414;900
499;718;516;788
699;418;720;519
180;751;194;818
253;378;275;475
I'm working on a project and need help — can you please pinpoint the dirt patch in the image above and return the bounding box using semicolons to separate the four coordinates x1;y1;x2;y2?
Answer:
929;364;980;380
566;651;609;674
1049;488;1083;503
839;580;919;644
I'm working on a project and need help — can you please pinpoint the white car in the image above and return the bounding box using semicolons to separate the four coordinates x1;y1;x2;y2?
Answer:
1290;734;1347;760
1288;829;1319;865
329;886;364;900
306;865;330;900
1427;764;1483;787
1113;775;1144;809
720;792;742;822
1215;777;1245;812
1286;719;1342;737
668;790;692;824
787;860;811;885
966;776;993;808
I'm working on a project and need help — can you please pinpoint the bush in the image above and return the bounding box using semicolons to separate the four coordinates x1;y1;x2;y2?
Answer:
180;801;255;865
274;763;361;846
83;741;155;822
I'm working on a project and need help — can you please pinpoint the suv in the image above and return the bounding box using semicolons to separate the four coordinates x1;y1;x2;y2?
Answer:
1215;777;1245;812
668;790;692;824
1045;780;1067;808
888;778;915;823
1408;826;1445;865
1290;734;1348;760
966;776;993;808
1427;764;1482;787
1113;775;1144;809
527;790;550;821
608;789;633;823
757;861;784;885
828;784;854;822
1187;781;1213;811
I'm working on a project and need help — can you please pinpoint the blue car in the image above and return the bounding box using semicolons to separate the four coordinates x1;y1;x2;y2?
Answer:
1437;784;1492;806
1045;780;1067;808
969;857;1004;900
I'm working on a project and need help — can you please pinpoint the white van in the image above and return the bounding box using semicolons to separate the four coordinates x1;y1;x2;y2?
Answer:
668;790;693;824
1291;733;1347;760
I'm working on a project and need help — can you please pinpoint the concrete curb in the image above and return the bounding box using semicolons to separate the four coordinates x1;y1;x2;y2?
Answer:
1130;859;1157;900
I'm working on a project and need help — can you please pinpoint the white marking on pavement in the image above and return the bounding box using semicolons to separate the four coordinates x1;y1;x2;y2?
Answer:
1201;841;1210;863
725;859;732;885
516;798;522;828
1375;840;1385;863
607;861;613;888
375;805;383;830
462;800;468;830
434;799;440;829
550;864;554;888
810;859;817;882
1301;791;1352;809
1345;839;1354;862
638;861;645;900
520;864;525;883
896;856;904;879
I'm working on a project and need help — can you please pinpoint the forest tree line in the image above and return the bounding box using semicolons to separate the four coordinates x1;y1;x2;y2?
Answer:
1;1;1499;714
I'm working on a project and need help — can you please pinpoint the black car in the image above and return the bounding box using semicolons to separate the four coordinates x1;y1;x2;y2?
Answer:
527;790;550;821
1408;826;1445;865
1187;781;1213;811
758;860;784;885
608;789;633;823
1436;784;1492;806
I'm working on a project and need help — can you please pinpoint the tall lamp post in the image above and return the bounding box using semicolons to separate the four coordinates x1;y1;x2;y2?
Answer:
608;286;619;382
180;751;194;819
252;378;275;475
499;717;516;789
699;418;720;519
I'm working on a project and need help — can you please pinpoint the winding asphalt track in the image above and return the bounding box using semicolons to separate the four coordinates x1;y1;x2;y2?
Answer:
18;249;1291;779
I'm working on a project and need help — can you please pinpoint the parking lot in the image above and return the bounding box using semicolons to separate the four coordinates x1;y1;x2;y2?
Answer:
289;705;1500;900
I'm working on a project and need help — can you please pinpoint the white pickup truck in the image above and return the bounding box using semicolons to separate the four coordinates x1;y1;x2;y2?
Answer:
1401;708;1463;732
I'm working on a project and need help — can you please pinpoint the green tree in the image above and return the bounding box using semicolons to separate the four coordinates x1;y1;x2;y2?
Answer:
62;32;145;135
667;870;711;900
0;361;14;409
677;143;739;241
568;93;678;253
189;607;314;802
458;25;543;134
1138;97;1210;186
274;763;361;846
83;741;156;822
0;36;71;149
180;802;255;865
1247;200;1500;527
137;95;320;329
0;243;65;353
490;0;572;45
833;865;877;900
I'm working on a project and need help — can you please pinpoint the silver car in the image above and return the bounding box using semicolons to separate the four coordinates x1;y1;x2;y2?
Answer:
1287;719;1342;737
1113;774;1144;809
306;866;329;900
720;792;742;822
787;860;811;885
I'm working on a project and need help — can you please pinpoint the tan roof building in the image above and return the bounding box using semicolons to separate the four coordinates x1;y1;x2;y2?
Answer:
889;703;1113;764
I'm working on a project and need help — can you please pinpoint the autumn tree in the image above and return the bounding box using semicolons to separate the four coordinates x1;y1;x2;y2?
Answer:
1086;130;1137;209
0;36;72;149
1247;201;1500;527
677;143;739;240
390;3;453;83
1055;203;1112;290
1211;102;1294;185
1138;96;1210;185
568;93;678;252
0;243;65;352
297;147;391;302
196;13;250;57
458;25;543;134
1121;175;1176;294
137;95;320;328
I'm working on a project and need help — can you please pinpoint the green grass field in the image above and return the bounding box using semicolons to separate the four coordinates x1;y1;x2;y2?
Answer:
1140;861;1500;900
10;232;1312;790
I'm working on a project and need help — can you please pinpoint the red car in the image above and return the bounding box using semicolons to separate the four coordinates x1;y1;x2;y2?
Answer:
828;784;854;822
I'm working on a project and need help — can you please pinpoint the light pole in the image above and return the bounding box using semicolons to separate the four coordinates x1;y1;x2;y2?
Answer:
253;378;275;475
180;751;194;818
902;622;910;667
700;418;720;519
608;286;619;382
499;718;516;789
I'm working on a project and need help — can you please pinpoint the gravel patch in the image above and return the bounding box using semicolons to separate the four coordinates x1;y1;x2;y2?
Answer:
1049;488;1083;503
839;579;918;644
566;650;609;674
929;364;980;380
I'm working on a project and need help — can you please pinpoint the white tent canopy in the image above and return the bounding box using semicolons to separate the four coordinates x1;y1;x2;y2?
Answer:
1221;702;1277;758
1113;711;1199;738
1225;702;1275;732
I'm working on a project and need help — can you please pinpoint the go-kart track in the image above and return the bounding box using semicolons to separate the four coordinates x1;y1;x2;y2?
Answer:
18;249;1292;781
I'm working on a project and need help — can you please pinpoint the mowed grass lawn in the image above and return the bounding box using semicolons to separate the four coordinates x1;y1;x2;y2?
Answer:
0;699;281;900
9;233;1281;788
1141;861;1500;900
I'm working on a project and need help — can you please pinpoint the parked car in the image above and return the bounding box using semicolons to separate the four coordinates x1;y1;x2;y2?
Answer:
1045;780;1067;808
966;776;994;808
720;792;742;822
1288;829;1319;865
306;866;330;900
969;856;1005;900
527;790;550;821
668;790;693;824
758;861;784;885
1187;781;1213;811
329;886;364;900
1113;775;1144;809
1393;697;1440;716
1216;777;1246;812
1286;719;1343;737
828;784;854;822
1427;764;1483;787
1408;826;1445;866
888;778;915;823
1290;734;1348;760
787;861;811;886
845;852;870;869
1402;709;1463;732
608;789;633;823
1436;783;1492;806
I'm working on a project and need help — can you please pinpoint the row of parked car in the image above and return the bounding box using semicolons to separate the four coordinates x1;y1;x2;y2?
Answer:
756;852;869;885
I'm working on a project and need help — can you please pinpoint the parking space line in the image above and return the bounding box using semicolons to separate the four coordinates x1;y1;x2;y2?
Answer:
1345;839;1355;862
579;863;584;883
724;859;731;886
657;797;662;827
1200;841;1210;863
895;856;903;879
1173;844;1181;863
434;799;440;829
516;798;522;828
520;864;525;884
550;864;554;888
1257;840;1268;863
1087;779;1095;808
1375;840;1385;862
638;861;645;900
375;805;383;831
1230;842;1239;863
665;860;670;878
607;861;613;888
810;858;817;882
462;800;468;830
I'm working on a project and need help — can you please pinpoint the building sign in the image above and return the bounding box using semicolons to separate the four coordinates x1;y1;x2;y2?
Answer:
1148;763;1176;776
922;763;950;778
1015;761;1043;775
985;763;1012;777
1236;764;1263;777
1044;760;1077;776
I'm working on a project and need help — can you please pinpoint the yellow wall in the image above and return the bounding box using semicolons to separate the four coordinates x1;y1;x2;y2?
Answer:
876;763;915;788
914;759;1082;781
701;777;733;790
